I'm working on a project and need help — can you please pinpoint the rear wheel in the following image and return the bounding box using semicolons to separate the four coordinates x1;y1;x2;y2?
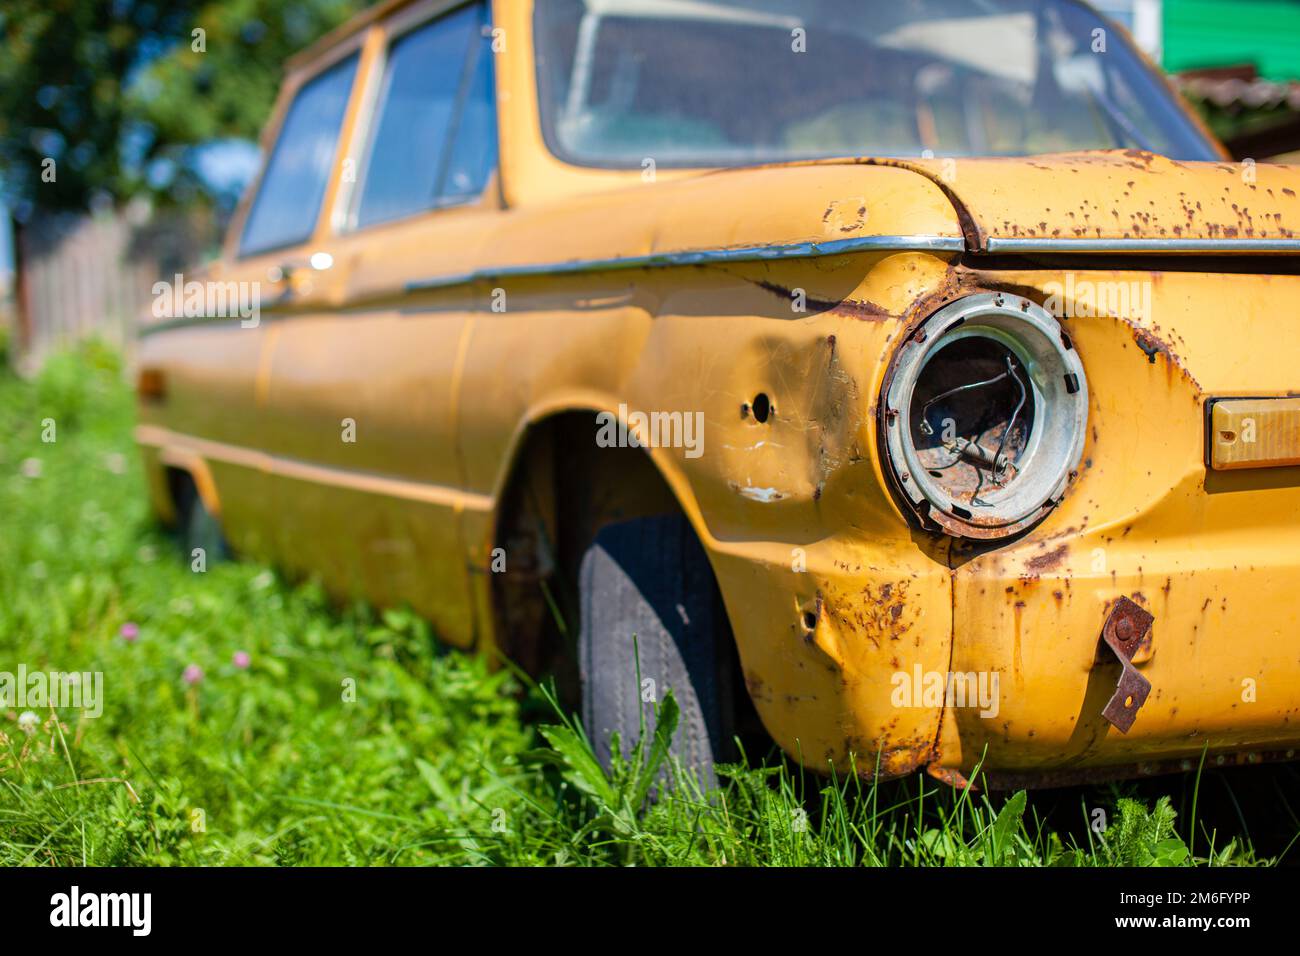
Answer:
577;514;736;788
172;474;229;565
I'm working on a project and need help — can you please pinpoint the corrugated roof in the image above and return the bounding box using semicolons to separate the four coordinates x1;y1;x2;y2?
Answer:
1176;74;1300;110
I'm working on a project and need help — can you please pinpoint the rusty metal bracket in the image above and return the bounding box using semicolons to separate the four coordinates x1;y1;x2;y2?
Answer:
1100;597;1154;733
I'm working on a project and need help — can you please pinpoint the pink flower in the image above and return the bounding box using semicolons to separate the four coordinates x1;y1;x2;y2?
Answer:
183;664;204;686
232;651;251;670
120;622;139;643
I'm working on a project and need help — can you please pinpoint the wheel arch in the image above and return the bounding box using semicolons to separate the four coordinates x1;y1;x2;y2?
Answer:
154;447;222;525
484;404;722;679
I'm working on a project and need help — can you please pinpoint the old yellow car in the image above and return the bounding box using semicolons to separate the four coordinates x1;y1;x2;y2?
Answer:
135;0;1300;788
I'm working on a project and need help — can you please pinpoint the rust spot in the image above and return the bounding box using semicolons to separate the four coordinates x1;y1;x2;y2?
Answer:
743;670;773;703
1025;543;1068;573
820;579;915;649
1126;323;1201;391
926;762;975;790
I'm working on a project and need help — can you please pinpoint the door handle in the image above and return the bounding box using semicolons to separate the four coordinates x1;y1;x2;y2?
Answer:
266;252;334;303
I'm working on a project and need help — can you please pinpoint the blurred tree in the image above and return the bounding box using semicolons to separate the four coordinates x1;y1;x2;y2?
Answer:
0;0;365;217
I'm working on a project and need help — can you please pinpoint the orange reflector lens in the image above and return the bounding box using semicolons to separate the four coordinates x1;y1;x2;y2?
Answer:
1208;397;1300;470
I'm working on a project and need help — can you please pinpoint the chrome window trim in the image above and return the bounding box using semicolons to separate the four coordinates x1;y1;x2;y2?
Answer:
405;234;965;292
984;237;1300;255
138;234;964;337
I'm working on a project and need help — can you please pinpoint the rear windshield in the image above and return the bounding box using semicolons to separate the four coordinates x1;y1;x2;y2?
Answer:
533;0;1220;167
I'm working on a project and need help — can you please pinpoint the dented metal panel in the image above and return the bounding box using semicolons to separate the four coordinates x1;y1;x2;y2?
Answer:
932;265;1300;784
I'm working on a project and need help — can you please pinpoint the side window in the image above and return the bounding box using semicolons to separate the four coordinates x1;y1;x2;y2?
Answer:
440;12;498;202
240;55;359;257
353;2;497;229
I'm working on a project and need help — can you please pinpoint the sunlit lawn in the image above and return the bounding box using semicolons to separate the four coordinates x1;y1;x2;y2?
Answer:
0;339;1291;866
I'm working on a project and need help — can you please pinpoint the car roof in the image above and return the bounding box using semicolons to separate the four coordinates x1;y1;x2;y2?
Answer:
284;0;417;73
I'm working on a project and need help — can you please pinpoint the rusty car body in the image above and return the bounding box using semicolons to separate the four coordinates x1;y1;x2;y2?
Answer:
136;0;1300;787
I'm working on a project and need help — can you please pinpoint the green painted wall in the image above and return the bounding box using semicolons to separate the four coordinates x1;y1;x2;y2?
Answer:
1163;0;1300;80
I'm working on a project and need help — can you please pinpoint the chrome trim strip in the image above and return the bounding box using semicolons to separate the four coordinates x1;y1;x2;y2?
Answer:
984;237;1300;255
139;315;247;337
404;234;965;292
138;234;963;337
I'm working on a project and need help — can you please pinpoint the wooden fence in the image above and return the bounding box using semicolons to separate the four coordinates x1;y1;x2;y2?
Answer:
7;203;219;371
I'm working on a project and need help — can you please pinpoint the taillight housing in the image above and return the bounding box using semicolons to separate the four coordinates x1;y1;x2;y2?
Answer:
880;292;1088;540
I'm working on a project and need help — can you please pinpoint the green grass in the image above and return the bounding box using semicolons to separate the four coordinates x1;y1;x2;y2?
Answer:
0;341;1294;866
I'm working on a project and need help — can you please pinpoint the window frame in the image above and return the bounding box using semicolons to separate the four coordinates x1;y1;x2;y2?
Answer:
337;0;499;235
232;38;366;262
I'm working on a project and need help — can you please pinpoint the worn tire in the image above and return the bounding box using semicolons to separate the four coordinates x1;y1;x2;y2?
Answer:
175;477;229;565
578;514;733;788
